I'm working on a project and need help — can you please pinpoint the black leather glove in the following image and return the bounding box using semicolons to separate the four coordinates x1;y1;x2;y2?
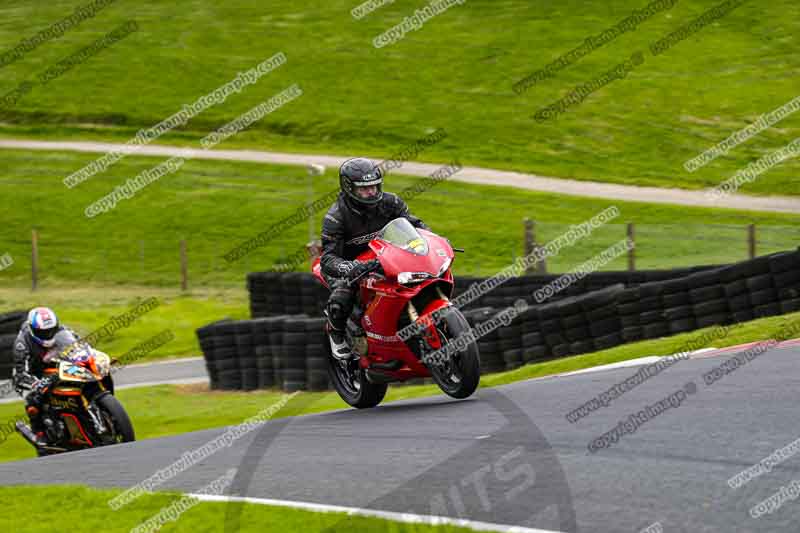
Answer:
30;375;56;398
336;260;360;277
345;259;381;282
26;380;45;405
14;372;36;395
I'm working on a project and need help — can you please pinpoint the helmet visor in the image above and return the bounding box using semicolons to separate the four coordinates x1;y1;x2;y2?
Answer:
353;184;382;202
32;325;58;347
33;326;58;342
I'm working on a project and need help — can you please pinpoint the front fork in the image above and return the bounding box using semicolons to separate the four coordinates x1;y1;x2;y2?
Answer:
407;291;450;355
86;390;111;436
86;404;107;435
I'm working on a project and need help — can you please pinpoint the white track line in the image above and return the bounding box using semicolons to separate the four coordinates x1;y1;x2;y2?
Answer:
556;348;717;378
557;356;662;377
0;377;209;404
121;356;202;369
115;377;209;390
188;493;565;533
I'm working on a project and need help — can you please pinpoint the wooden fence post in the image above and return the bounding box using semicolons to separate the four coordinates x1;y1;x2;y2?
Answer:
31;229;39;291
627;223;636;271
531;220;546;274
523;218;534;275
180;239;188;291
306;239;322;260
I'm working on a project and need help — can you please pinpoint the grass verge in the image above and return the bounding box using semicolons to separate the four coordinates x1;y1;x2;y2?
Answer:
0;485;477;533
0;285;249;361
1;149;798;290
0;1;799;195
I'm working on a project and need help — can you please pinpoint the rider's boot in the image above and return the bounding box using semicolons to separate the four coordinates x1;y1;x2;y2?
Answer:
17;413;48;447
25;396;49;446
31;431;47;447
30;414;49;446
327;323;353;360
326;282;356;360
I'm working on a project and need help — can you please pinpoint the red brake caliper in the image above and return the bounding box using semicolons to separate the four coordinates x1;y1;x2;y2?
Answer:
419;314;442;350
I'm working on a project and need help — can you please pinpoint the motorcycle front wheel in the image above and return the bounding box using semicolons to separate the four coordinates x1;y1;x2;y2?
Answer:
427;307;481;399
96;394;136;444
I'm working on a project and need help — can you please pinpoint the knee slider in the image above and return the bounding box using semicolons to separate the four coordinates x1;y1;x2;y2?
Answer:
327;286;354;322
327;304;347;322
330;286;354;307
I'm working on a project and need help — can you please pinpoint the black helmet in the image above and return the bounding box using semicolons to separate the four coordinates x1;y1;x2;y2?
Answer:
339;157;383;208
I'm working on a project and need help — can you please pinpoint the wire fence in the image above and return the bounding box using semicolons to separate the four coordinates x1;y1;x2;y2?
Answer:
468;223;800;277
1;223;797;289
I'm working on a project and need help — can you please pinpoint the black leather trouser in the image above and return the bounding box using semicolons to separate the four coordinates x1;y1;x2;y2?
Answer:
324;275;357;332
24;388;49;433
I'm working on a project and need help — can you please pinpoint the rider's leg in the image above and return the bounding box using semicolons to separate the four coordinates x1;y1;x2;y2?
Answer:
24;374;58;445
326;278;356;360
23;391;47;445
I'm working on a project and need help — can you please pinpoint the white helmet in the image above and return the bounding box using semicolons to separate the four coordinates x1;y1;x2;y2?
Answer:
27;307;60;348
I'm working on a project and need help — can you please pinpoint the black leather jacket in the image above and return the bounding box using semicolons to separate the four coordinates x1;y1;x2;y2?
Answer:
13;324;79;393
320;192;428;278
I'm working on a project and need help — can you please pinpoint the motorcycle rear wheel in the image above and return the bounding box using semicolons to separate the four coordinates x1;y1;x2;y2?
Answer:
427;307;481;399
327;347;387;409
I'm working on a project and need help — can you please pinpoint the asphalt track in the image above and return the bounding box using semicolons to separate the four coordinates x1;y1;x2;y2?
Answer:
1;344;800;532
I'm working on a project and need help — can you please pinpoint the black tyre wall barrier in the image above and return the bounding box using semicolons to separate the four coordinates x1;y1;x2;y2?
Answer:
0;311;26;380
246;266;722;319
207;251;798;391
0;334;16;380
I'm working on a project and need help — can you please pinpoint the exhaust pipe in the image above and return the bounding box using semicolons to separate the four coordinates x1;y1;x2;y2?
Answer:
15;421;66;454
365;369;397;384
15;421;41;448
369;360;403;371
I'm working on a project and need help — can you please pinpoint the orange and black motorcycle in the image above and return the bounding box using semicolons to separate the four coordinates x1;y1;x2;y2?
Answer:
16;345;135;456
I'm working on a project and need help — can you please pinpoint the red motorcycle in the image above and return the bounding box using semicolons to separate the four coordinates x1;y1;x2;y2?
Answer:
312;217;480;408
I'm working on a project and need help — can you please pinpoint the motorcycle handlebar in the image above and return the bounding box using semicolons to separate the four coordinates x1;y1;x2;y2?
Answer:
347;260;383;287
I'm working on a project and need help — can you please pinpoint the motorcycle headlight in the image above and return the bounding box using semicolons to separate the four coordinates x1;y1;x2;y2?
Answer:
60;362;94;382
398;272;432;285
94;352;111;377
438;258;452;277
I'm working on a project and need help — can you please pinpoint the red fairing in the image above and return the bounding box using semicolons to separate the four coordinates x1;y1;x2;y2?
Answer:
367;229;453;281
312;257;325;287
312;222;457;382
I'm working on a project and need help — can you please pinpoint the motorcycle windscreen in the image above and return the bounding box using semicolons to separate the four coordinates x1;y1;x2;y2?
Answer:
378;218;428;256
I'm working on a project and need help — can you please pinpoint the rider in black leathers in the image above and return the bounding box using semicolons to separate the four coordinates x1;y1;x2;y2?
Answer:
322;157;428;359
13;307;80;446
